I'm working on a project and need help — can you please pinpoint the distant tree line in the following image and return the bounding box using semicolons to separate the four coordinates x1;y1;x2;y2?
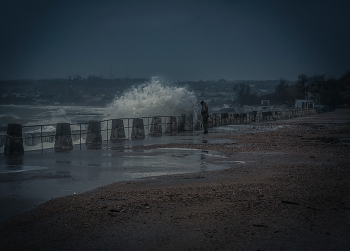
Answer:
235;70;350;108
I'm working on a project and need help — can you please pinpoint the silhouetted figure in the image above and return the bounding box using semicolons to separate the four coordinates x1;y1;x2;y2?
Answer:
201;101;209;133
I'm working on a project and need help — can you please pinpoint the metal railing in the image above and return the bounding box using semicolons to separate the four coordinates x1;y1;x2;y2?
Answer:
1;115;196;152
1;108;317;153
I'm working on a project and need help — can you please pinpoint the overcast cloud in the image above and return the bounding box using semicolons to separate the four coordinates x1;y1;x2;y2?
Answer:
1;0;349;81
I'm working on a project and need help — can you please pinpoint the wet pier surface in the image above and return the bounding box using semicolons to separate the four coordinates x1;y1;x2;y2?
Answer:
0;130;238;222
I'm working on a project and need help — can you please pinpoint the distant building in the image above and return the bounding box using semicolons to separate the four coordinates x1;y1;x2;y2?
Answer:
261;100;269;106
305;92;319;103
295;92;318;109
295;99;314;109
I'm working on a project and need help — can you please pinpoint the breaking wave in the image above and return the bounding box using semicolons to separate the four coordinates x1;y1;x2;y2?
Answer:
106;77;198;119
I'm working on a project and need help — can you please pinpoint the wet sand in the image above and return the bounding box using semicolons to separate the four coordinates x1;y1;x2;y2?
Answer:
1;109;350;250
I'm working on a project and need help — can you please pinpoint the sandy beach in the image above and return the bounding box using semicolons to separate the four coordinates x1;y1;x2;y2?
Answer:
1;109;350;250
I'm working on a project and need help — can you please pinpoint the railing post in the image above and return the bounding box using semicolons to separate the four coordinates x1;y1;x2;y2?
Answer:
80;123;82;150
128;119;130;140
41;125;43;153
106;120;109;144
177;116;179;133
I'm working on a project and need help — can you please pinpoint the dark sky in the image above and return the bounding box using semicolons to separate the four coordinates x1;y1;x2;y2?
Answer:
1;0;349;81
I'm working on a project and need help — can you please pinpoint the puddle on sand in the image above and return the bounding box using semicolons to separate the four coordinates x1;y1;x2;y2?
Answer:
0;165;48;174
336;138;350;146
174;137;235;145
211;124;285;134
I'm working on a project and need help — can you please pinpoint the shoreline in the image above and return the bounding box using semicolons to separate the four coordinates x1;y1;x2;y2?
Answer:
1;109;350;250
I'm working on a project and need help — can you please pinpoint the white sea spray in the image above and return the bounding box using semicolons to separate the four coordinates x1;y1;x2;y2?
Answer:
105;77;198;119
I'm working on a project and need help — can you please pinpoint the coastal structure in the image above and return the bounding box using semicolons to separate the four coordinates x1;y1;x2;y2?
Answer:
1;107;317;154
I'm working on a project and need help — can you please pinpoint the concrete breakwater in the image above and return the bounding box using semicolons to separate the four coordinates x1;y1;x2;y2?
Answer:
1;108;316;153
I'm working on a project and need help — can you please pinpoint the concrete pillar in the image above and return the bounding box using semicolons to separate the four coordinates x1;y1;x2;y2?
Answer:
195;115;201;131
229;113;234;124
186;114;194;131
211;114;215;126
178;114;193;131
4;124;24;155
208;114;213;128
150;117;162;136
221;113;225;125
240;114;244;124
178;115;185;131
268;112;272;121
214;114;221;126
263;112;267;121
110;119;126;142
54;123;73;152
221;113;229;125
165;116;177;133
131;118;145;139
86;120;102;148
252;111;257;122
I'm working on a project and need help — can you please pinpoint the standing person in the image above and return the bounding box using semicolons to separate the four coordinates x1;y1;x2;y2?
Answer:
200;101;209;133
